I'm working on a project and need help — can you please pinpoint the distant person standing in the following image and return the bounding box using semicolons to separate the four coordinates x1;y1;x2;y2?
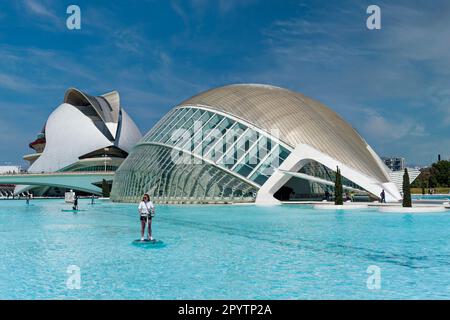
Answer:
380;189;386;203
345;192;351;202
324;190;330;201
26;194;30;205
73;195;79;211
91;194;95;205
138;194;155;241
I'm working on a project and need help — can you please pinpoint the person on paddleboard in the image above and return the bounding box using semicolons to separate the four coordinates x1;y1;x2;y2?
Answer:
73;195;79;211
138;194;155;241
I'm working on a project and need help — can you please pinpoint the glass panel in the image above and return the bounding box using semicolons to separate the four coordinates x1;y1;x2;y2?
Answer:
239;142;262;169
236;164;254;177
218;123;247;168
146;108;184;142
249;144;292;184
143;108;177;142
192;113;223;156
203;118;235;159
177;110;212;151
158;108;198;144
252;173;269;186
151;108;190;143
208;123;238;163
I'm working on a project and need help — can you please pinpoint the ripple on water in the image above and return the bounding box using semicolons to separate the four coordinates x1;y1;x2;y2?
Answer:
0;199;449;299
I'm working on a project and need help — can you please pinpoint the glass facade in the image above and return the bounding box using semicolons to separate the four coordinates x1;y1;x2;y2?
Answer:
111;144;258;203
273;160;367;201
111;106;292;203
299;160;365;192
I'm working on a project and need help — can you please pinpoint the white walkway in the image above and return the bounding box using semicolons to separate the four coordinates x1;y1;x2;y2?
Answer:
0;172;115;195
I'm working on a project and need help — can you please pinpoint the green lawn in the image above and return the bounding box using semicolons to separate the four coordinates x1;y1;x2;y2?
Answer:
411;187;450;194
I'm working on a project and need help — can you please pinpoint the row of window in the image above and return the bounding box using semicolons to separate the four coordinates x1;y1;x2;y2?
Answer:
111;145;257;203
141;107;291;186
60;165;119;172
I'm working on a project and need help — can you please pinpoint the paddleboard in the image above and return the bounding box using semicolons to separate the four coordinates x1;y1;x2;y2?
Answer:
61;209;86;212
132;239;165;248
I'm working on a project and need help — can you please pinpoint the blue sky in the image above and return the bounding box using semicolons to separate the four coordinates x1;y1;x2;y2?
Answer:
0;0;449;167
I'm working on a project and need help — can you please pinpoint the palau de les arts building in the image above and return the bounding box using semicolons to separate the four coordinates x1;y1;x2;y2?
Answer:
19;84;403;204
17;88;142;196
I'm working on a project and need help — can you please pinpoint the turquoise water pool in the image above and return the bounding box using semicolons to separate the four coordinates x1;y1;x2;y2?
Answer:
1;199;449;299
413;194;450;201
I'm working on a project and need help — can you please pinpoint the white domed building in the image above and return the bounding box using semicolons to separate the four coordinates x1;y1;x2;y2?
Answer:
17;88;142;196
111;84;401;204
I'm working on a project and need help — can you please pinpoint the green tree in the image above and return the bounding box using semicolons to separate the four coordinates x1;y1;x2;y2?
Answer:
402;168;412;208
428;175;438;188
335;166;343;205
411;169;429;188
102;179;111;198
421;178;426;195
430;160;450;187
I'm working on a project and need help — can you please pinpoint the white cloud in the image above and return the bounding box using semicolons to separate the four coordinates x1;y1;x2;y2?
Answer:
359;109;428;141
427;86;450;125
217;0;257;14
112;27;149;55
170;0;189;26
173;0;257;18
24;0;54;18
0;46;97;93
0;73;34;92
22;0;61;29
263;18;328;38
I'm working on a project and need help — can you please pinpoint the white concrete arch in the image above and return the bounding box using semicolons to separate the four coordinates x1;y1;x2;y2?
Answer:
256;143;402;204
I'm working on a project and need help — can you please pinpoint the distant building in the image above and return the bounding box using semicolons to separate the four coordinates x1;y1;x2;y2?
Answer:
0;165;22;198
381;157;422;192
0;165;21;174
16;88;142;196
382;157;405;172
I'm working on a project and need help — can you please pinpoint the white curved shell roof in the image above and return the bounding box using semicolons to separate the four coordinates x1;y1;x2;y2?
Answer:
178;84;389;182
28;103;113;173
64;88;120;124
27;89;142;173
116;109;143;153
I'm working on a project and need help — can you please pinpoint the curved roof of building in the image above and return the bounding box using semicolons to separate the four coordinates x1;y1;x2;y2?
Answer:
178;84;389;182
64;88;120;124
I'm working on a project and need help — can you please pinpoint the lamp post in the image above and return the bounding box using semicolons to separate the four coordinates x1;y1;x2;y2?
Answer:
104;147;108;172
